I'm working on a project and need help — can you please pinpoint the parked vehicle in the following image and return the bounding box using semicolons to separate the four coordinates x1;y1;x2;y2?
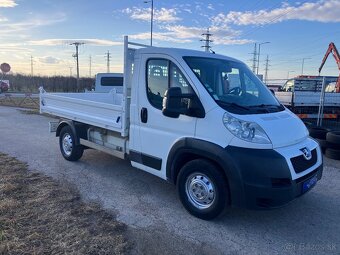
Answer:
0;80;9;93
278;75;338;92
40;37;323;220
275;76;340;120
92;73;124;93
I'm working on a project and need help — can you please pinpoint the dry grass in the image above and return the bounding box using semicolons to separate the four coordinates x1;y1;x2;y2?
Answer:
0;153;128;255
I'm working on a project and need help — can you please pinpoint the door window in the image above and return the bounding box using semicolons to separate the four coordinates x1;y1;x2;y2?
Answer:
146;59;193;110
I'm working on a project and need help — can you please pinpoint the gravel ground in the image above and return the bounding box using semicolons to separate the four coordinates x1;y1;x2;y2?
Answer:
0;106;339;255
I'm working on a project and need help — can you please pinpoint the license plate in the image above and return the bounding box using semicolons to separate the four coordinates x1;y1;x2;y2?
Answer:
302;175;318;193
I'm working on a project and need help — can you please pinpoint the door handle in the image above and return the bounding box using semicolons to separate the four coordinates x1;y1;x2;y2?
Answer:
141;107;148;123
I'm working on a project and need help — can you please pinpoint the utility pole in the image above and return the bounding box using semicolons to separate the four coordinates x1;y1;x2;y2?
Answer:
105;51;111;73
69;67;73;77
30;56;34;77
200;28;213;52
144;0;154;46
89;55;92;77
70;42;85;91
257;42;270;75
251;43;257;73
264;55;270;84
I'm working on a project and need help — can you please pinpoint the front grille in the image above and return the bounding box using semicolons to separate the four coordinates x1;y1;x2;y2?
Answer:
290;149;317;173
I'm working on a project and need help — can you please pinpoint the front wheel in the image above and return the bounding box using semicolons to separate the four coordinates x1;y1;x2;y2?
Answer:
59;125;84;161
177;159;230;220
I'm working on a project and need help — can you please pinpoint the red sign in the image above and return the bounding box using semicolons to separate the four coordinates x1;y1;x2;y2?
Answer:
0;63;11;73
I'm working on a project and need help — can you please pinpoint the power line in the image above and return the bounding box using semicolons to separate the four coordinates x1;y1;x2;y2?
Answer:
70;42;85;91
89;55;92;77
200;28;213;52
105;51;111;73
251;43;257;73
264;55;270;84
30;56;34;77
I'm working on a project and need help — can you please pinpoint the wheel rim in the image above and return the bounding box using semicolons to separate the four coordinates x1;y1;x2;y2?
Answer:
62;133;73;156
185;173;215;209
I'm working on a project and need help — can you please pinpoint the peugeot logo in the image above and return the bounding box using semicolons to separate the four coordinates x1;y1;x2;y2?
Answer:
300;147;312;160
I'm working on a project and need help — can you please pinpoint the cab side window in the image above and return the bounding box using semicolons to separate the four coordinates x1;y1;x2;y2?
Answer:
147;59;169;109
170;63;193;94
146;59;194;110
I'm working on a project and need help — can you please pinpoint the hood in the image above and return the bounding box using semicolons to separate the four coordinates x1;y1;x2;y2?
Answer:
244;109;308;148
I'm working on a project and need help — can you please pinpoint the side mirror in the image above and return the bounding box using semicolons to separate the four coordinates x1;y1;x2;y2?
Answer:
162;87;205;118
162;87;182;118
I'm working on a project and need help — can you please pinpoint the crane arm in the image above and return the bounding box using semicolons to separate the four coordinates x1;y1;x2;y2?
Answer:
319;42;340;74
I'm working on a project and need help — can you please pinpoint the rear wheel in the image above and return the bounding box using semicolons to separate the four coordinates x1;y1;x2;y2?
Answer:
177;159;229;220
59;125;84;161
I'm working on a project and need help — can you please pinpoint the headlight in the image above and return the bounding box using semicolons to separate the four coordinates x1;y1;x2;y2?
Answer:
223;112;271;144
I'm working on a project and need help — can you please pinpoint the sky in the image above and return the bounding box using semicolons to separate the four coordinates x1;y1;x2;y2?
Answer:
0;0;339;80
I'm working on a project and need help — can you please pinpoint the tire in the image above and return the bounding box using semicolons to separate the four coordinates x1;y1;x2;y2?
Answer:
302;121;313;128
59;125;84;161
315;138;328;154
326;131;340;144
177;159;229;220
324;148;340;160
308;127;329;139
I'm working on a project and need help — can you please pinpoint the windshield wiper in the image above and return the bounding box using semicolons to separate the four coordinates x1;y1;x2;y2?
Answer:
249;104;282;109
216;100;250;111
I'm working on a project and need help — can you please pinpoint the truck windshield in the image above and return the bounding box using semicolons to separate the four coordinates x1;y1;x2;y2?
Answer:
184;57;284;114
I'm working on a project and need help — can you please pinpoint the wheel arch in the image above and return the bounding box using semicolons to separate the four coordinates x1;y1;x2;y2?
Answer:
166;138;243;198
56;120;80;145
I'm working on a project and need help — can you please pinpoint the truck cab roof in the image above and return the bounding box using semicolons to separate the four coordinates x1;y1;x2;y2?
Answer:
137;46;242;64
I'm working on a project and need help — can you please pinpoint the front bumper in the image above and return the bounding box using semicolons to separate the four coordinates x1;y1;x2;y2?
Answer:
225;138;323;209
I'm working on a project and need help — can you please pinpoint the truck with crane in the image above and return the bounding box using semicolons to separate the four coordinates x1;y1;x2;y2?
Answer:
275;42;340;120
40;36;322;220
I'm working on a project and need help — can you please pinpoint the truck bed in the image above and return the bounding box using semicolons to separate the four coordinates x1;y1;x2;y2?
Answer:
275;91;340;107
40;88;126;134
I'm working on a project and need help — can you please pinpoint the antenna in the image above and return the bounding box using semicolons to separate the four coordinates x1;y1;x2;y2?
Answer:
201;28;213;52
70;42;85;91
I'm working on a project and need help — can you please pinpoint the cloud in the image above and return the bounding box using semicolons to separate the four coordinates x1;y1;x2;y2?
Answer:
0;0;17;8
122;4;252;46
0;15;67;36
129;32;192;43
38;56;62;64
129;25;252;45
213;0;340;26
29;39;122;46
122;7;180;23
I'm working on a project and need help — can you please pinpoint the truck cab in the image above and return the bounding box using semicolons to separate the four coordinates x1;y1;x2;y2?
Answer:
280;76;338;92
40;37;323;220
93;73;124;93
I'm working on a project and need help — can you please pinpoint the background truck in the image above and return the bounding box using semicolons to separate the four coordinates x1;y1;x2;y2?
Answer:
40;36;322;220
91;73;124;93
275;42;340;125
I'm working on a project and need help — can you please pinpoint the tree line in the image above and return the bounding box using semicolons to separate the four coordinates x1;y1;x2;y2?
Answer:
3;74;95;93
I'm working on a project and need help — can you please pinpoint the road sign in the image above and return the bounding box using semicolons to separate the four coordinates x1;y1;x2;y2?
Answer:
0;63;11;73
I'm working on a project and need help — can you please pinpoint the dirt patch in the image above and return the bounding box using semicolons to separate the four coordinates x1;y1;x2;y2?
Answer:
0;153;128;255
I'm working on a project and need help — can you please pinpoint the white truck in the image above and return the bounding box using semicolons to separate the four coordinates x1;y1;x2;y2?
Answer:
92;73;124;93
275;76;340;119
40;37;323;220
